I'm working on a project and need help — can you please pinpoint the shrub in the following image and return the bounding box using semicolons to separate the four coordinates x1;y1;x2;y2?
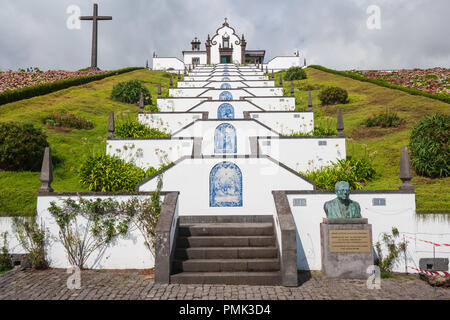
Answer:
0;67;144;106
409;113;449;178
44;111;94;130
363;110;405;128
115;119;170;138
110;80;152;105
302;157;376;190
0;232;12;272
13;217;48;270
79;154;157;192
0;122;49;171
284;67;307;81
318;86;349;105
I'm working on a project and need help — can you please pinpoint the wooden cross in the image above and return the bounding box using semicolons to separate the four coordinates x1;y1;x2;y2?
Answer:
80;3;112;70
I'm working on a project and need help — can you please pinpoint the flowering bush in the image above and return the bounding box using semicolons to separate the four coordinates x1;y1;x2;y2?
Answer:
354;68;450;95
0;69;106;93
44;111;94;130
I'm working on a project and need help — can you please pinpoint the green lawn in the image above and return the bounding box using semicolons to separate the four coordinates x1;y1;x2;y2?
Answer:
0;69;174;216
0;67;448;215
283;68;449;213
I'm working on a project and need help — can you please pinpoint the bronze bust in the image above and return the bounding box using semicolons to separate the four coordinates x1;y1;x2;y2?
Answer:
324;181;362;219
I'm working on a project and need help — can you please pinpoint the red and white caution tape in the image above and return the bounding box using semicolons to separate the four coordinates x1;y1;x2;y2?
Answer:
407;266;450;276
405;235;450;247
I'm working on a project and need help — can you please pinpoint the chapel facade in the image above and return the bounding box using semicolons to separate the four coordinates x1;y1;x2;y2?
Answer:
182;19;265;66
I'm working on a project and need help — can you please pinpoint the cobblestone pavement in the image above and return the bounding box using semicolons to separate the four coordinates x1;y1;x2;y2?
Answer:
0;268;448;300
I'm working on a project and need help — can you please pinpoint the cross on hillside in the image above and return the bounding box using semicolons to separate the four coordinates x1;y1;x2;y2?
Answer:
80;3;112;70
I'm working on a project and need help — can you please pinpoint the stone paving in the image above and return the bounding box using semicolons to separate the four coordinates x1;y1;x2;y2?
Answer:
0;268;448;300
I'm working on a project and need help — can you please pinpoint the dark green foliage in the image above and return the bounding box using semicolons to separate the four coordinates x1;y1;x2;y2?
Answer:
115;119;170;138
302;157;376;190
309;65;450;104
284;67;307;81
362;110;405;128
79;154;157;192
110;80;152;105
318;86;349;105
0;122;49;171
44;111;94;130
409;113;449;178
0;67;144;106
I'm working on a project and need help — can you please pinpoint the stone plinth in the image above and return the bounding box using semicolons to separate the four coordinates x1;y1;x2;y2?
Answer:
320;218;374;279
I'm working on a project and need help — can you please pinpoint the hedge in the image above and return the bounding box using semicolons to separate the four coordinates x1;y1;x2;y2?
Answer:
308;65;450;104
0;67;145;106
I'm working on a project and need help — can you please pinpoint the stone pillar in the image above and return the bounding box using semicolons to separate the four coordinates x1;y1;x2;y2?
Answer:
271;70;274;80
158;83;161;98
308;90;313;111
290;81;294;97
321;218;374;279
240;34;246;65
206;34;211;65
38;147;53;193
107;111;115;139
139;91;144;113
169;75;173;88
399;146;415;191
279;74;283;87
177;71;181;81
336;109;344;137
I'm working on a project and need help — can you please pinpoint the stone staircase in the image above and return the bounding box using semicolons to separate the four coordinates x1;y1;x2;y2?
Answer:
170;217;281;285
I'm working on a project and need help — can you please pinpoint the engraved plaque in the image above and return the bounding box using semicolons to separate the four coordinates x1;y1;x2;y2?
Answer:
329;230;371;253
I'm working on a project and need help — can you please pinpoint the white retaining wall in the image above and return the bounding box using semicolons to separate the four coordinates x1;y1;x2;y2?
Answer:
157;98;207;112
258;137;346;172
172;120;279;155
189;101;262;118
35;194;164;269
107;139;194;169
139;112;205;134
245;97;295;111
248;112;314;135
267;56;302;71
139;157;315;216
153;57;185;71
285;192;450;273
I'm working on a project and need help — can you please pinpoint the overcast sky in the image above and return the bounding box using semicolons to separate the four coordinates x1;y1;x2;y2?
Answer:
0;0;449;71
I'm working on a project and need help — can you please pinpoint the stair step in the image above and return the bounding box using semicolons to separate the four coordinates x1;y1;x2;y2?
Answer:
175;247;278;260
170;271;281;286
176;236;275;248
178;222;274;236
173;259;280;272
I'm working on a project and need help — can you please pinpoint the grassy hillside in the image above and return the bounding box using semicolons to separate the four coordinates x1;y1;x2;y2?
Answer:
284;68;449;213
0;69;173;216
0;67;448;215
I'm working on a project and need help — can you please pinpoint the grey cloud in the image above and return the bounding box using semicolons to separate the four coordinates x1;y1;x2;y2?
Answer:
0;0;448;71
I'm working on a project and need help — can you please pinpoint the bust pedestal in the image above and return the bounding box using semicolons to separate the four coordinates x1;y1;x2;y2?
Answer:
320;218;374;279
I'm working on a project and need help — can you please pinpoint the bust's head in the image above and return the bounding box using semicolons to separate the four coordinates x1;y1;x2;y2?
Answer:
335;181;350;201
